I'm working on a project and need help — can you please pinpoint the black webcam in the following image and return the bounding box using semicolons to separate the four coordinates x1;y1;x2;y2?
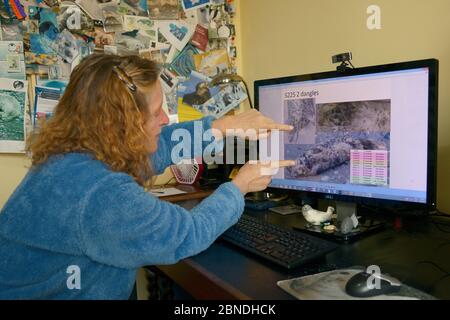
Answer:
332;52;355;72
332;52;352;64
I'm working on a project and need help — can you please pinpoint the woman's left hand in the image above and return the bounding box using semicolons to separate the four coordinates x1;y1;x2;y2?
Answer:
212;109;293;140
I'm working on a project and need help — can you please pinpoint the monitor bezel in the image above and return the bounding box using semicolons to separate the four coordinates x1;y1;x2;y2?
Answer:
254;59;439;211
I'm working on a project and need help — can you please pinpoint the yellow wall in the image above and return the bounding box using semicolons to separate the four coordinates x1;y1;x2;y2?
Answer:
239;0;450;212
0;154;29;207
2;0;449;212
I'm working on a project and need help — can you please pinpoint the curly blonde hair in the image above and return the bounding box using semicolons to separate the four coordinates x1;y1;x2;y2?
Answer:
28;54;161;187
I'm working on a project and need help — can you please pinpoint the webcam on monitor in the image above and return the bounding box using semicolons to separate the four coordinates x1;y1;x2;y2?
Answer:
332;52;355;72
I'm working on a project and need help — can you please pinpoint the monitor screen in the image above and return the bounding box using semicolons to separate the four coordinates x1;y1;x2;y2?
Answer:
256;59;438;208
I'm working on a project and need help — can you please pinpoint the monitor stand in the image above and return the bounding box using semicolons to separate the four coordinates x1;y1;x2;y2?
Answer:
335;201;357;222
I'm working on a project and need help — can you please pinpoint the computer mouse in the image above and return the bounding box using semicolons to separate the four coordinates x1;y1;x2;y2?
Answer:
345;271;402;298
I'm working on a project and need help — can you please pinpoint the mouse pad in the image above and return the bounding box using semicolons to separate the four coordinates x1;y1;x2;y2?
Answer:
277;267;434;300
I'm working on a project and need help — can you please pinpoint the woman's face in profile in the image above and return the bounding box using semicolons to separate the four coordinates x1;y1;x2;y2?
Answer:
143;81;169;153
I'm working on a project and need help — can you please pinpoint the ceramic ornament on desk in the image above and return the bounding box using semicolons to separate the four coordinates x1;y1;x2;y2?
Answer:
302;205;335;225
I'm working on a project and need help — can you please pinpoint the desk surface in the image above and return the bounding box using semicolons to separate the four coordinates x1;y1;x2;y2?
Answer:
157;192;450;300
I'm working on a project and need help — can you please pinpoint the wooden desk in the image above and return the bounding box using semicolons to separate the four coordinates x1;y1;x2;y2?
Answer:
153;188;450;300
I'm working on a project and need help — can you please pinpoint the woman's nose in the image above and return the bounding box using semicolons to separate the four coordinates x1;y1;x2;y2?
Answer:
160;109;170;126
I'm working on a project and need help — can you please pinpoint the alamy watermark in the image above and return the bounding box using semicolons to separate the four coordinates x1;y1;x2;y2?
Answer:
367;5;382;30
66;265;81;290
170;121;283;174
366;265;382;289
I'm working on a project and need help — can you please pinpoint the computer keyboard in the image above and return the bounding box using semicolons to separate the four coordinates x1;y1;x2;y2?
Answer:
220;215;338;269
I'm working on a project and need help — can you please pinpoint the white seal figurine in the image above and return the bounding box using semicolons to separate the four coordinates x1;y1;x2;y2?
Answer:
302;205;335;225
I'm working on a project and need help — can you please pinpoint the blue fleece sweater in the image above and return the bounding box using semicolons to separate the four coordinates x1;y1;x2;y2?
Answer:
0;117;245;299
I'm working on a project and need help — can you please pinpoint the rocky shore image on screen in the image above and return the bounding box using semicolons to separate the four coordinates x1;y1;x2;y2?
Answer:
284;99;391;185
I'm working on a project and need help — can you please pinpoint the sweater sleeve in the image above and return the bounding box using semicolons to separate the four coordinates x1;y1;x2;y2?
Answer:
151;116;220;174
80;174;244;269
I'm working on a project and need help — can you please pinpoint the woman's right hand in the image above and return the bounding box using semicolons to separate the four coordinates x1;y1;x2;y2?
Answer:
232;160;296;195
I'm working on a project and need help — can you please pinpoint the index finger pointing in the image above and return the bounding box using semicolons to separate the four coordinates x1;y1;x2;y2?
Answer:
276;160;296;168
267;123;294;131
263;160;296;168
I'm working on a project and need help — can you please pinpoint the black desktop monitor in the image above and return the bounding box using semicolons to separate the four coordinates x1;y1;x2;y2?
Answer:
255;59;438;213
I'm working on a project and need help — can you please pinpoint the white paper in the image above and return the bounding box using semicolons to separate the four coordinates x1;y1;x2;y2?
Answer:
149;187;186;197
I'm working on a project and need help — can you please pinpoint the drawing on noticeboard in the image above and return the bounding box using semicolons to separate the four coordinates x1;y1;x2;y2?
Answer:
158;20;195;51
0;77;27;153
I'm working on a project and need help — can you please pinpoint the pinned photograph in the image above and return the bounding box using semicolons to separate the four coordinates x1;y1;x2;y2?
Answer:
102;4;124;33
58;3;94;33
50;30;80;63
192;82;247;118
165;90;178;118
158;20;195;51
143;43;170;63
35;7;59;40
7;54;21;73
0;16;25;41
191;24;208;52
196;6;210;26
193;48;230;78
229;46;237;58
177;71;219;106
33;86;61;127
37;78;69;92
0;41;23;57
0;77;28;153
75;0;105;21
28;6;59;56
160;68;179;93
147;48;167;64
156;29;170;46
182;8;199;25
123;15;157;40
169;43;198;78
147;0;180;20
163;46;179;64
0;41;25;79
25;52;58;66
181;0;211;12
89;26;116;49
48;63;72;81
24;19;39;34
30;33;55;55
208;38;228;50
115;30;152;54
103;45;118;55
118;0;148;16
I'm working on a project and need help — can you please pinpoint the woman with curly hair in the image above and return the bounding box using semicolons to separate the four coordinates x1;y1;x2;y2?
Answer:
0;54;293;299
